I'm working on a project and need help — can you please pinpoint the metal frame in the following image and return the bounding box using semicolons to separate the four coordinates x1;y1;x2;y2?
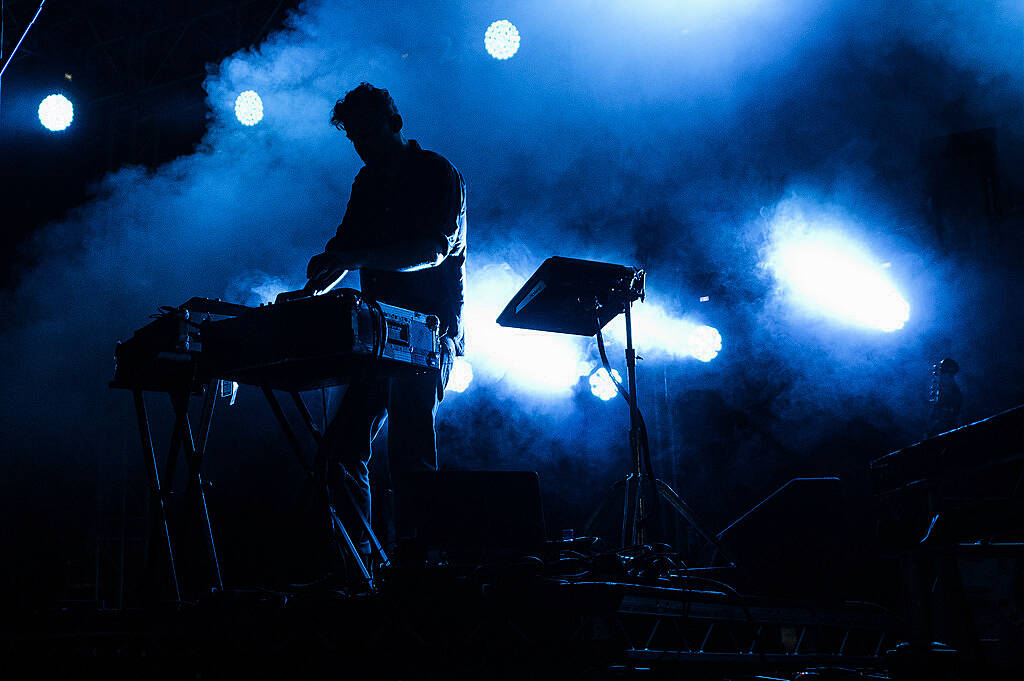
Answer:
128;379;223;602
584;287;734;565
260;386;390;588
118;377;391;602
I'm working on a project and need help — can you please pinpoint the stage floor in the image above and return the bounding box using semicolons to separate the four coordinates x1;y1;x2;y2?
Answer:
3;569;910;680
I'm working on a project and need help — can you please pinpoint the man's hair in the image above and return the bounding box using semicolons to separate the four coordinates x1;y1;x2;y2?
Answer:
330;82;398;131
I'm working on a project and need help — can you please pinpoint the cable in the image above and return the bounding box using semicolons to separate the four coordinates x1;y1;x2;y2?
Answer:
595;316;662;530
369;298;387;359
1;0;5;118
0;0;46;82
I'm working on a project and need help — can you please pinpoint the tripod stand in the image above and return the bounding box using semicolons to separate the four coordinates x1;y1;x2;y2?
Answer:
584;295;733;561
495;256;734;560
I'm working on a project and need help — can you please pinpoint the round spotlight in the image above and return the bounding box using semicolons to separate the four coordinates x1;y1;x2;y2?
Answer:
589;367;621;401
687;325;722;362
484;20;521;60
234;90;264;126
447;357;474;393
38;94;73;131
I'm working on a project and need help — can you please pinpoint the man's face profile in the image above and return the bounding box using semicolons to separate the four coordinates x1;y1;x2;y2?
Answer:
345;113;399;167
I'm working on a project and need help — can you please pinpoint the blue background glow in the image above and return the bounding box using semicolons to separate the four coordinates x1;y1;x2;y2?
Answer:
1;0;1022;582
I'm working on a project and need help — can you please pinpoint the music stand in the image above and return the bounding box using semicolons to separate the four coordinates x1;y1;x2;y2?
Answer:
498;257;733;561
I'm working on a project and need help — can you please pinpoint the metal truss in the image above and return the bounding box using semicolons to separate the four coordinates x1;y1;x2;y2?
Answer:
612;588;899;667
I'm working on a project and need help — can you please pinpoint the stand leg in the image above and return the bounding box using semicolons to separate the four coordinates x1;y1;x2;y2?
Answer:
583;477;627;537
290;391;322;445
132;390;181;603
625;302;643;547
586;474;738;565
622;474;633;548
328;503;372;583
336;467;390;569
262;387;312;474
176;383;223;592
163;386;197;493
655;478;737;567
263;387;383;586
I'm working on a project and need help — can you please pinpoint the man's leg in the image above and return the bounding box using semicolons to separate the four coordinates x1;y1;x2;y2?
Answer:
319;379;388;572
387;339;454;541
387;338;455;472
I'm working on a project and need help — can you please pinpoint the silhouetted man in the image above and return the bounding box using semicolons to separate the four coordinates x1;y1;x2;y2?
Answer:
305;83;466;575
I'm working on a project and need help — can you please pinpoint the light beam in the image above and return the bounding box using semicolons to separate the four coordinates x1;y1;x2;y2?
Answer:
768;231;910;332
447;357;473;393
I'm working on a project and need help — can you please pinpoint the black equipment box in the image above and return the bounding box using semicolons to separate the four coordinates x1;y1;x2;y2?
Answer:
496;256;642;336
394;470;547;563
199;290;439;391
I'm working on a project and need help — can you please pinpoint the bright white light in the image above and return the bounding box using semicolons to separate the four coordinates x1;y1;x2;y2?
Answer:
687;325;722;362
483;327;583;392
234;90;264;126
768;232;910;332
589;367;621;401
484;20;521;60
447;357;473;393
606;302;714;362
458;263;721;398
38;94;73;131
464;263;588;396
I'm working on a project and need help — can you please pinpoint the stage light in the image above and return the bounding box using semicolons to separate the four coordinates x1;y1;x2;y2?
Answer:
38;94;73;131
769;233;910;332
462;262;587;396
488;330;584;392
234;90;264;126
589;367;621;401
447;357;473;393
606;302;717;362
687;325;722;362
484;20;520;60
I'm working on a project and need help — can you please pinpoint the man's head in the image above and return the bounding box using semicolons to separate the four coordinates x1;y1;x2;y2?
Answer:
330;83;405;168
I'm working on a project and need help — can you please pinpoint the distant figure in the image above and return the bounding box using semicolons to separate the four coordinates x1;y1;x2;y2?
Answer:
926;358;962;437
305;83;467;580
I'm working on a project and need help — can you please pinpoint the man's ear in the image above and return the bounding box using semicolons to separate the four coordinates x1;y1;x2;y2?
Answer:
391;113;403;133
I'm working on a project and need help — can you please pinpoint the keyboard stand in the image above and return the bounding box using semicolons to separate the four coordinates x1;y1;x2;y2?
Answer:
260;387;390;589
113;372;387;603
112;367;223;604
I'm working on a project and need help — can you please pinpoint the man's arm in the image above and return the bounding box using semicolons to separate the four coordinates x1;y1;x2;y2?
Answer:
309;156;463;288
306;238;445;288
334;238;447;272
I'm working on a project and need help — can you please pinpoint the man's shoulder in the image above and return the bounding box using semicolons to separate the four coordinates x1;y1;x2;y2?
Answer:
409;141;461;179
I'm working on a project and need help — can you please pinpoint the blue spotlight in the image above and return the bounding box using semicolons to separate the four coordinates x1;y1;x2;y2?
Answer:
770;233;910;332
484;20;520;60
687;325;722;362
589;367;621;401
447;357;474;393
234;90;264;126
38;94;73;131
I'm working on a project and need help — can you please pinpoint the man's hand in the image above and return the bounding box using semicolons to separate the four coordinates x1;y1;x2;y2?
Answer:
306;251;350;290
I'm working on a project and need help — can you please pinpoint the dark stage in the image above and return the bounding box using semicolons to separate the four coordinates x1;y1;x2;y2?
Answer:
2;1;1023;679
